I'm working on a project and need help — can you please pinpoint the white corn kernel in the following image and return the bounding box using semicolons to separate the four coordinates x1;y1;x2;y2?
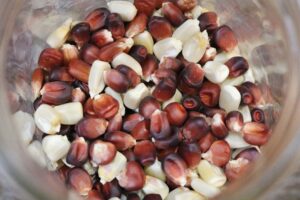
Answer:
34;104;61;135
98;152;127;184
42;135;70;162
134;31;154;54
219;85;241;112
221;76;245;87
153;8;163;17
191;6;203;19
182;31;209;63
238;106;252;123
203;61;230;84
83;161;97;176
123;83;150;110
172;190;205;200
112;53;143;76
46;18;72;48
107;1;137;22
197;160;227;187
244;68;256;83
54;102;83;125
143;176;169;199
225;132;250;149
162;89;183;109
166;187;190;200
27;140;47;168
105;87;126;116
214;48;241;63
13;111;35;145
153;37;183;60
191;178;220;198
145;159;166;181
89;60;111;98
173;19;200;44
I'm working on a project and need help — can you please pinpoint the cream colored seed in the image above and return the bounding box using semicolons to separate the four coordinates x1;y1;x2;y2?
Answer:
221;76;245;87
203;61;230;84
54;102;83;125
34;104;61;135
145;159;166;181
191;178;221;198
13;111;35;145
173;19;200;43
42;135;70;162
153;37;183;60
219;85;241;112
112;53;143;76
166;187;190;200
191;5;203;19
134;31;154;54
225;132;251;149
214;47;241;63
46;18;72;48
61;44;79;63
107;1;137;22
123;83;150;110
142;176;169;199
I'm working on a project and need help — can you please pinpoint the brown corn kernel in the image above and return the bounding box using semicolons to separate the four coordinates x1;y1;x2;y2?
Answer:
127;193;140;200
199;81;221;107
123;113;145;132
93;94;119;119
104;131;136;151
66;137;88;167
182;117;209;143
157;147;178;162
162;153;188;186
88;190;105;200
176;0;197;11
144;194;162;200
152;68;177;85
164;102;187;126
177;78;199;96
40;81;72;105
154;128;182;150
238;82;262;105
121;149;136;162
203;140;231;167
98;39;133;62
182;95;201;111
155;0;164;8
225;158;249;182
76;118;108;139
101;179;122;199
150;110;172;140
134;140;156;167
198;12;218;32
89;140;117;165
31;68;44;99
134;0;156;16
116;65;141;88
50;67;74;82
107;112;123;133
92;29;114;48
225;111;244;132
129;45;148;63
242;122;270;146
178;142;201;169
212;25;238;52
211;113;229;139
103;69;130;93
139;96;161;119
235;147;260;162
142;55;159;80
85;8;110;31
72;88;86;104
162;2;186;27
159;57;182;72
126;13;148;38
198;132;216;153
71;22;91;48
67;168;92;196
107;13;126;40
201;107;227;118
68;59;91;83
118;161;146;191
61;44;80;64
148;16;173;41
251;108;265;123
131;120;151;141
84;98;97;117
80;44;101;65
225;56;249;78
152;78;177;102
38;48;64;71
181;63;205;88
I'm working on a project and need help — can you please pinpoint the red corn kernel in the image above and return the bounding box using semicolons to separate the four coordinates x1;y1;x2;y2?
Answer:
176;0;197;12
91;29;114;48
182;117;209;143
129;45;148;64
71;88;86;104
88;190;105;200
40;81;72;105
152;78;177;102
225;158;250;182
104;131;136;151
121;149;136;162
148;16;173;41
152;68;177;85
235;147;260;162
198;12;218;32
150;109;172;140
85;8;110;31
180;63;205;88
225;111;244;132
198;132;216;153
93;94;119;119
157;147;178;162
50;67;74;83
66;137;88;167
70;22;91;48
80;44;101;65
107;112;123;133
126;13;148;38
154;128;182;150
199;81;221;107
131;120;151;141
89;140;117;165
123;113;145;132
178;142;201;169
164;102;188;126
107;13;126;40
103;69;130;93
211;113;229;139
31;68;45;99
134;140;156;167
242;122;270;146
212;25;238;52
201;107;227;118
251;108;265;123
38;48;64;71
144;194;162;200
139;96;161;119
76;118;108;139
182;95;201;111
159;57;183;72
134;0;156;16
116;64;141;88
203;140;231;167
101;179;122;199
83;98;97;117
67;168;92;196
141;54;159;80
225;56;249;78
177;77;199;96
162;2;186;27
68;59;91;83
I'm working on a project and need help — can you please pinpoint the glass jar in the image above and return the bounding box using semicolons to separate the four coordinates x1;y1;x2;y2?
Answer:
0;0;300;200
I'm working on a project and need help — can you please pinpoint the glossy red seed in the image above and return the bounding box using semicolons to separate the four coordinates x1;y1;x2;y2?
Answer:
91;29;114;48
101;179;122;199
212;25;238;52
154;128;182;150
204;140;231;167
242;122;270;146
121;149;136;162
251;108;265;123
93;94;119;119
80;44;101;65
131;120;151;141
182;95;201;111
76;118;108;139
148;16;173;41
164;102;188;126
142;55;159;80
150;110;172;140
107;112;123;133
68;59;91;83
134;140;156;167
127;193;140;200
129;45;148;63
162;153;188;186
225;56;249;78
211;113;229;139
107;13;126;40
139;96;161;119
123;113;145;132
225;111;244;132
105;131;136;151
134;0;156;16
198;132;216;153
71;22;91;48
152;68;177;85
50;67;74;82
162;2;186;27
116;65;141;88
103;69;130;93
67;168;92;196
89;140;117;165
235;147;260;162
98;39;132;62
38;48;64;71
40;81;72;105
159;57;182;72
199;81;221;107
126;13;148;38
72;88;86;104
238;82;262;106
198;12;218;32
83;98;97;117
178;142;201;169
66;137;88;167
85;8;110;31
157;147;178;162
199;47;217;65
152;78;177;102
176;0;197;11
180;63;205;88
118;161;146;191
177;77;199;96
201;107;226;118
182;117;209;143
144;194;162;200
225;158;250;182
88;190;105;200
